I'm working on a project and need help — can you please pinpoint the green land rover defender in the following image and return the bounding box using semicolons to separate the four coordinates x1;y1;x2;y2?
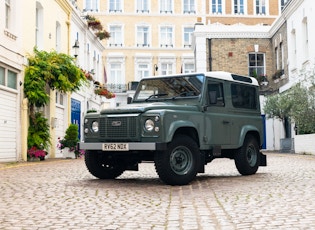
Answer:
79;71;267;185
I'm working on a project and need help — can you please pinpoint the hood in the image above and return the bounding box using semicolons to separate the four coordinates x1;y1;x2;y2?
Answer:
100;102;199;114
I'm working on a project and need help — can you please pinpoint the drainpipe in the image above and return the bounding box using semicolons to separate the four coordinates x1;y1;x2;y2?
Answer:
208;38;212;71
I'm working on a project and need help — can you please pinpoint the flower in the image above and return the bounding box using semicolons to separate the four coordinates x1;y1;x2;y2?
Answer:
81;69;93;81
95;30;111;40
94;87;115;99
57;137;85;158
27;146;47;159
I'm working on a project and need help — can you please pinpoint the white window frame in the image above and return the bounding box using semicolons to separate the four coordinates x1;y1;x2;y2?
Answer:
136;25;150;47
85;0;99;12
0;65;18;90
5;0;11;29
160;0;173;13
211;0;223;14
35;2;44;50
109;0;123;12
255;0;266;15
158;56;176;75
183;27;193;48
182;63;195;73
55;22;61;52
108;25;123;47
136;0;150;13
107;55;126;87
302;17;309;60
233;0;246;15
160;25;174;48
183;0;196;14
248;53;265;77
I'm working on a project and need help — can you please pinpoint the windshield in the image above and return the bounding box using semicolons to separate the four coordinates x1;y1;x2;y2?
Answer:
133;74;205;102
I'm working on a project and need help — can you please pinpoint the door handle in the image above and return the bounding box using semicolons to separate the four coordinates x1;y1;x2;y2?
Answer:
222;120;230;124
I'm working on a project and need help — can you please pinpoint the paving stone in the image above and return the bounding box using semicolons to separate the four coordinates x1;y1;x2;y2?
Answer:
0;153;315;229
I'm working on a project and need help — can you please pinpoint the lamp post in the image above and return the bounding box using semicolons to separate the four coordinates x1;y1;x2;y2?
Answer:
72;40;79;58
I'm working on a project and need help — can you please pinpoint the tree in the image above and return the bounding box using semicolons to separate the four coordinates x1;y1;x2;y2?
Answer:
264;91;292;137
24;48;87;153
264;82;315;135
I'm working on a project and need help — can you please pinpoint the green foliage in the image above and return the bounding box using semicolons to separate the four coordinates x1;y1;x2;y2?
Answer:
288;84;315;134
59;124;79;149
264;83;315;134
27;112;51;150
264;92;292;121
24;48;87;152
24;48;87;97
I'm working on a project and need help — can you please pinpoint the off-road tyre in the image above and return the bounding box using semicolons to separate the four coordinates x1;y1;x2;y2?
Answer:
234;134;260;175
154;135;200;185
85;150;125;179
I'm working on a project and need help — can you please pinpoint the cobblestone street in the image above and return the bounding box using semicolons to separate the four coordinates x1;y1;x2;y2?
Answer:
0;152;314;230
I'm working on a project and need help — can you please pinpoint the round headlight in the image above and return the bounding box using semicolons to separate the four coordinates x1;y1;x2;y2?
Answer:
144;119;154;132
91;121;99;132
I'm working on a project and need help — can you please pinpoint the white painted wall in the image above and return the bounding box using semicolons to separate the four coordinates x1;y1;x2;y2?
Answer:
295;134;315;155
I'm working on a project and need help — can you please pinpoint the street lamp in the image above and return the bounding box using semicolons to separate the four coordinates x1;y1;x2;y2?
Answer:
72;40;79;58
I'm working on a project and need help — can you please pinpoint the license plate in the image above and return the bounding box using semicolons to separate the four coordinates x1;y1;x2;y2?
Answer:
102;143;129;151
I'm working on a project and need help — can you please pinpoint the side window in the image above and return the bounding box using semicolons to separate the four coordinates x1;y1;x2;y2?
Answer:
207;81;224;106
231;84;256;109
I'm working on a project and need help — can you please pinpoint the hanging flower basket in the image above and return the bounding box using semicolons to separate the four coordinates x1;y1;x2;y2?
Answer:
81;69;93;81
88;21;103;30
94;87;115;99
95;30;111;40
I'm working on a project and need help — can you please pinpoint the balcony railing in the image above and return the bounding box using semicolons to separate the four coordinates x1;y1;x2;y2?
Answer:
105;83;127;93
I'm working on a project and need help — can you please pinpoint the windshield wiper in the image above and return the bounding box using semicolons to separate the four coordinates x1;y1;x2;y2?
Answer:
145;93;168;101
172;91;197;99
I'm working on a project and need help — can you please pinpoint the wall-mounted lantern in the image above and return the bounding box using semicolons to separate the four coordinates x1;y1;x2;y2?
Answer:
72;40;80;58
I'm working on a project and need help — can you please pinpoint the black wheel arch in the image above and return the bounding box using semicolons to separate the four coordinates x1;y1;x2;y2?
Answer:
173;127;200;146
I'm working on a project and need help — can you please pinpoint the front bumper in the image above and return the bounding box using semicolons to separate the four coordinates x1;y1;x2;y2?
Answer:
78;142;167;151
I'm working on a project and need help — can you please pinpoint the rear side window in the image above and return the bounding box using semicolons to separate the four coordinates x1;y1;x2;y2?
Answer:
231;84;257;109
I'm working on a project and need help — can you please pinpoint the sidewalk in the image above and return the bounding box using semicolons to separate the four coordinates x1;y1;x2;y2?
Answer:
0;158;75;169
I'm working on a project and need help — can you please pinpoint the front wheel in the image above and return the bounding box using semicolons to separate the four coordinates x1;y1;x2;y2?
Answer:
234;135;260;175
154;135;200;185
85;150;125;179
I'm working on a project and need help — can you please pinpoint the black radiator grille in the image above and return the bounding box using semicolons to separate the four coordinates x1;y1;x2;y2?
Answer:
99;116;138;141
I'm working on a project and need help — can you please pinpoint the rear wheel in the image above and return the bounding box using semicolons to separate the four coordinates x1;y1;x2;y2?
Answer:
234;135;260;175
85;150;125;179
154;135;200;185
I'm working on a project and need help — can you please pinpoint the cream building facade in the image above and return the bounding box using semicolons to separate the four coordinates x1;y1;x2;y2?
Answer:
74;0;283;106
0;0;105;162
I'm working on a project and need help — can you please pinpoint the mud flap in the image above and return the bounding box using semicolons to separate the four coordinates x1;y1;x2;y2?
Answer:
259;152;267;166
198;151;205;173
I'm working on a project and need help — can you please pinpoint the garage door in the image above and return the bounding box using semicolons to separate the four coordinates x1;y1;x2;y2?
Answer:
0;89;17;161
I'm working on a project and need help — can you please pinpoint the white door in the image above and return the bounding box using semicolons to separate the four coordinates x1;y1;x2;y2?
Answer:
0;89;17;161
55;106;65;158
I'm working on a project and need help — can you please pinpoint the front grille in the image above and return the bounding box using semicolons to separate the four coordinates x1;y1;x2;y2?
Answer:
99;116;139;141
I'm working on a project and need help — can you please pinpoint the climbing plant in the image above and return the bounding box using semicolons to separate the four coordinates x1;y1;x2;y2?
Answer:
24;48;87;155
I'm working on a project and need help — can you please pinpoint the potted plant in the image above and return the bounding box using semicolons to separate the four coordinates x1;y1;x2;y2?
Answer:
58;124;84;158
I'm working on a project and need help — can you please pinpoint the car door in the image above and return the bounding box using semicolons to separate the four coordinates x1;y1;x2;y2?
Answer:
204;79;231;145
